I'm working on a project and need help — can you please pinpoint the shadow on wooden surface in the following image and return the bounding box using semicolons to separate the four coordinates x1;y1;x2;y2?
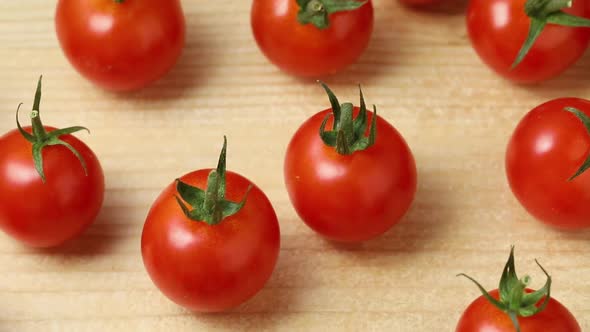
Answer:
398;0;469;15
521;52;590;98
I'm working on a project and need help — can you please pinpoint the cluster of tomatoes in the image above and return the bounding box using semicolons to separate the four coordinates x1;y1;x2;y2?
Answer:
1;0;590;331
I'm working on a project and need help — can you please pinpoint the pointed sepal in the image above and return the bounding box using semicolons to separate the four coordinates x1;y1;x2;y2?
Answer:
317;82;379;155
174;136;251;225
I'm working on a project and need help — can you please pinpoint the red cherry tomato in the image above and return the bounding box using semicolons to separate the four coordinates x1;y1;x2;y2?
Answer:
466;0;590;83
457;289;581;332
141;139;280;312
284;84;416;242
251;0;374;77
55;0;185;91
0;79;104;248
506;98;590;229
457;248;581;332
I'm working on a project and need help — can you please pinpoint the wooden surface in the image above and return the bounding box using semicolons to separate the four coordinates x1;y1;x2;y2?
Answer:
1;1;590;331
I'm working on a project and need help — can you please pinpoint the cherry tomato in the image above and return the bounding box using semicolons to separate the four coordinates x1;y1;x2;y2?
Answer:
0;78;104;248
141;138;280;312
457;248;581;332
466;0;590;83
55;0;185;91
284;84;416;242
251;0;374;77
506;98;590;229
457;289;581;332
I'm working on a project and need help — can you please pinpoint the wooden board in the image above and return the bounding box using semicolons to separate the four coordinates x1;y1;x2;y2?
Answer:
1;1;590;331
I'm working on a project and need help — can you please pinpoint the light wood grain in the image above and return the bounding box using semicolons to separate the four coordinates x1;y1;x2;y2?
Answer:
1;0;590;331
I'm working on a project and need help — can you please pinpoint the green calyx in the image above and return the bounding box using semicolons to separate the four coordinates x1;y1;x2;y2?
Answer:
513;0;590;68
16;76;89;183
564;107;590;181
458;247;552;332
318;82;377;155
175;136;252;226
296;0;367;30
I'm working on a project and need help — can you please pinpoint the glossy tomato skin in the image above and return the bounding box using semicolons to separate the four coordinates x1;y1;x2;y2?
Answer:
55;0;185;91
506;98;590;229
0;127;105;247
456;289;581;332
284;108;417;242
141;170;280;312
251;0;374;77
467;0;590;83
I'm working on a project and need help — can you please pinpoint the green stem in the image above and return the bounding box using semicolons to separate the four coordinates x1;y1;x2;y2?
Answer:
30;111;47;141
543;0;572;14
335;131;351;155
307;0;324;13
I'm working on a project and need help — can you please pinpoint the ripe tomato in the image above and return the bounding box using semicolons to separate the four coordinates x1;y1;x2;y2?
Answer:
457;289;581;331
141;138;280;312
55;0;185;92
284;84;416;242
0;78;104;248
466;0;590;83
457;248;581;332
251;0;374;77
506;98;590;229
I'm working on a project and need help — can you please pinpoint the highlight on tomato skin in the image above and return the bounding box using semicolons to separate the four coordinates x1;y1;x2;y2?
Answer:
141;138;281;312
0;77;105;248
284;83;417;243
251;0;374;77
55;0;186;92
466;0;590;83
505;98;590;229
